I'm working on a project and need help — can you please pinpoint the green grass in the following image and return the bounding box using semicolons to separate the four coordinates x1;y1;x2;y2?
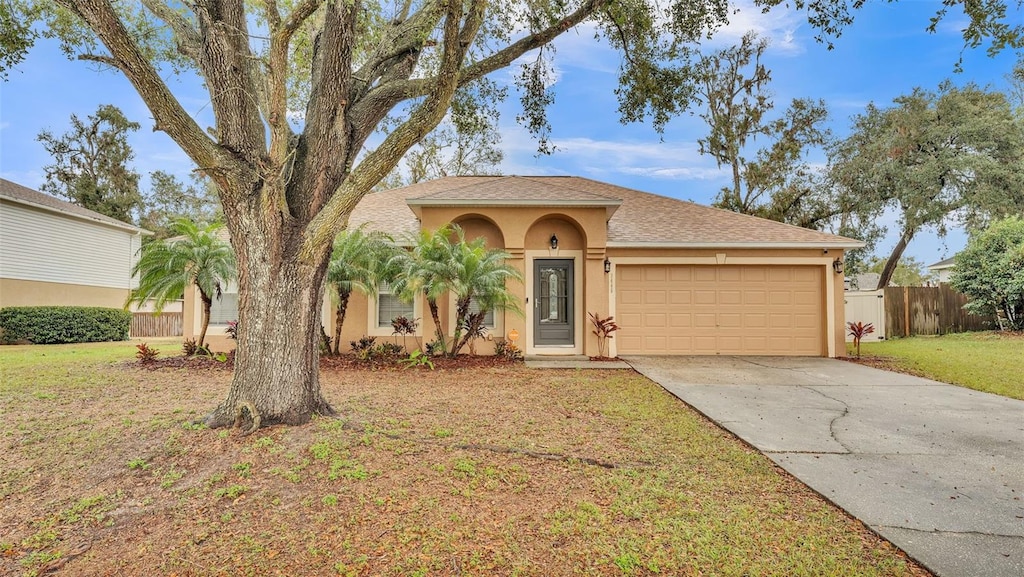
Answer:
854;331;1024;400
1;340;926;576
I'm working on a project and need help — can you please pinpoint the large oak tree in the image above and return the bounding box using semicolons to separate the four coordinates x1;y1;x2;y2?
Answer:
4;0;1020;430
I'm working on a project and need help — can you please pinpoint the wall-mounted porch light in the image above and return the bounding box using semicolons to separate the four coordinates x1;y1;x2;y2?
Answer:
832;258;844;274
604;258;611;273
549;234;559;250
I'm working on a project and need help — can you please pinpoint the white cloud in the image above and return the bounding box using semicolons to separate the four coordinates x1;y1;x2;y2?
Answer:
0;121;10;132
500;128;728;183
708;1;807;56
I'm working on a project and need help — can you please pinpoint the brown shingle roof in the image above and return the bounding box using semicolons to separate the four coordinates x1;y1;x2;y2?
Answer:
350;176;862;247
0;178;149;233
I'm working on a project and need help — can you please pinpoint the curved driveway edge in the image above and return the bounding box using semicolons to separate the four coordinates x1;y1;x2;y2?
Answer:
623;356;1024;577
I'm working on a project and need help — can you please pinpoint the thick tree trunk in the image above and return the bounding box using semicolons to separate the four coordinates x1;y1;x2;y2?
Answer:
204;219;334;430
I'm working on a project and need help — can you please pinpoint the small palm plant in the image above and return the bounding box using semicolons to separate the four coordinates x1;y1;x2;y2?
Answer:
326;227;398;355
847;321;875;358
129;219;236;348
589;313;620;358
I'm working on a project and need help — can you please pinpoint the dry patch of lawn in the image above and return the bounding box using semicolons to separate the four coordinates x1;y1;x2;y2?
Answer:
1;342;928;576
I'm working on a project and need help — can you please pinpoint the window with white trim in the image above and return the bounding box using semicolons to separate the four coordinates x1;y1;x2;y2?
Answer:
376;282;414;329
465;297;495;329
209;292;239;325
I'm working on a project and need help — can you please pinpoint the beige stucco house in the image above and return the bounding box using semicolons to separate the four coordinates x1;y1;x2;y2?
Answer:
0;179;150;309
188;176;861;357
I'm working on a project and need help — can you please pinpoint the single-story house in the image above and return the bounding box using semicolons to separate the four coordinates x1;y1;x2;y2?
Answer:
0;179;151;309
928;257;956;283
188;176;861;357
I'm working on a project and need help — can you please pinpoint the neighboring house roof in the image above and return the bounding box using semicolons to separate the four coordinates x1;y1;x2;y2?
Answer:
928;257;956;270
0;178;150;234
845;273;881;291
350;176;863;248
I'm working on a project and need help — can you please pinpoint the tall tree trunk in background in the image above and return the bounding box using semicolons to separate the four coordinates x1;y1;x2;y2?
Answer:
876;227;915;290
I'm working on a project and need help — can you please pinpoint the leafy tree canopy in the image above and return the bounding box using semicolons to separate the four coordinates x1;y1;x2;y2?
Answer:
37;103;143;224
829;81;1024;290
950;216;1024;330
694;31;832;227
139;172;223;239
865;256;936;287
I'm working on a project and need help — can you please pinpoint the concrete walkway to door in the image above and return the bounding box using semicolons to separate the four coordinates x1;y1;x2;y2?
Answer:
624;356;1024;577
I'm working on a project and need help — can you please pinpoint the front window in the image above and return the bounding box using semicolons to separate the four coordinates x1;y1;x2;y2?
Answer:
209;292;239;325
466;296;495;329
377;282;414;329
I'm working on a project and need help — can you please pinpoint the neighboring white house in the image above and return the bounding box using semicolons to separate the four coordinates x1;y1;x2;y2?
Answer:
928;257;956;283
0;179;151;309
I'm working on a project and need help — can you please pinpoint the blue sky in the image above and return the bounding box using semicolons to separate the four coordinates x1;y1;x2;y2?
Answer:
1;1;1020;267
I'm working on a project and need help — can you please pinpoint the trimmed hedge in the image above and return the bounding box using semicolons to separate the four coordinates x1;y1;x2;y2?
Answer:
0;306;132;344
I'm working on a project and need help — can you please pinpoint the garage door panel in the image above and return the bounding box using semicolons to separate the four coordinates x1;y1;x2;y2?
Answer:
616;264;823;356
669;267;693;282
719;290;742;305
645;290;666;305
620;289;642;305
644;267;667;282
694;290;717;305
669;313;691;328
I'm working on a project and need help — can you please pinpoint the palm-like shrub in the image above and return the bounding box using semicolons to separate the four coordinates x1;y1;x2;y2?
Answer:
393;225;458;355
326;228;399;354
129;219;236;347
396;224;522;358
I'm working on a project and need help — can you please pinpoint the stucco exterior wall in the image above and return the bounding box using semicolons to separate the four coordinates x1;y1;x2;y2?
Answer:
178;202;847;358
0;278;130;309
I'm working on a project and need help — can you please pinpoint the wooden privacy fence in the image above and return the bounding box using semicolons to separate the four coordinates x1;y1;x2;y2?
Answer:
884;285;994;338
131;312;183;338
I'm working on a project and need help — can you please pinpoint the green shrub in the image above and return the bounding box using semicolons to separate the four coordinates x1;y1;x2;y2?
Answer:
0;306;131;344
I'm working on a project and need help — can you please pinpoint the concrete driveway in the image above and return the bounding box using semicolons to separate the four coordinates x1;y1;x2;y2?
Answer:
624;356;1024;577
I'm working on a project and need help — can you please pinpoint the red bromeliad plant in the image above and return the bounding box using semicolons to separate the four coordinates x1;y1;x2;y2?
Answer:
589;313;620;359
847;321;875;358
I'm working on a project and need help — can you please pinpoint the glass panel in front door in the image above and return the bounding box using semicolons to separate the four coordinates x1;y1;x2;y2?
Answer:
539;266;569;325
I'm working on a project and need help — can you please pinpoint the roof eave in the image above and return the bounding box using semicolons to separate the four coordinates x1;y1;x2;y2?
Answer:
1;194;153;235
607;240;866;250
407;198;623;209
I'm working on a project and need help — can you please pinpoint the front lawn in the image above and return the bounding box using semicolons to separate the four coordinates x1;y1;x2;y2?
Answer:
1;341;926;576
851;331;1024;400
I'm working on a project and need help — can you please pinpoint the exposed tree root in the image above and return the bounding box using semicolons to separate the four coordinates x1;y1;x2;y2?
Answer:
338;418;650;469
233;400;262;436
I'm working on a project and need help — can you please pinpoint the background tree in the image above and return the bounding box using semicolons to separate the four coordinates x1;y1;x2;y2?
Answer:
865;256;936;287
129;219;236;347
693;32;832;225
11;0;1021;430
325;228;399;355
381;81;505;188
829;82;1024;289
950;217;1024;331
37;104;143;224
139;172;222;239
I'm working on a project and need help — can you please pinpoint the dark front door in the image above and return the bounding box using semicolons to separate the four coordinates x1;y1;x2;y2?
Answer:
534;259;574;346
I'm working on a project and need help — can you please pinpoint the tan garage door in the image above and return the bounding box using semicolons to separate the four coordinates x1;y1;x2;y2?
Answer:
616;265;824;355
